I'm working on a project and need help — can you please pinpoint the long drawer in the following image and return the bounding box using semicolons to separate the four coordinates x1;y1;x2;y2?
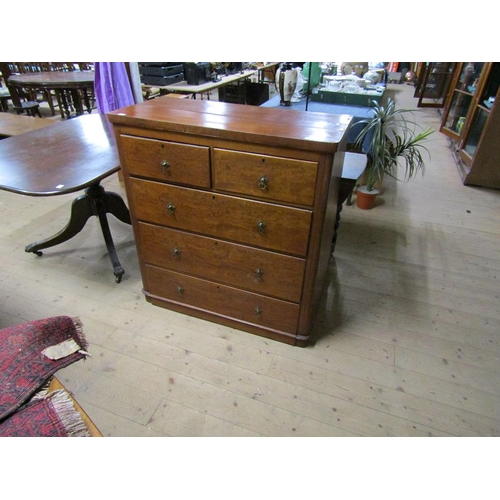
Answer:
143;265;300;335
213;148;318;206
137;222;306;302
120;135;211;188
129;178;312;256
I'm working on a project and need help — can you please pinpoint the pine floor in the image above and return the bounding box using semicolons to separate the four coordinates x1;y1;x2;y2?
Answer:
1;83;499;437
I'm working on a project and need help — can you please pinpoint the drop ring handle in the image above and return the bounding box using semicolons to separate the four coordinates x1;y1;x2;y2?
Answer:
161;159;170;174
258;176;269;190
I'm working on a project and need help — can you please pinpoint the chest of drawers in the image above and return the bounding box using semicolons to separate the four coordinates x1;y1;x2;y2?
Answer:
108;98;352;346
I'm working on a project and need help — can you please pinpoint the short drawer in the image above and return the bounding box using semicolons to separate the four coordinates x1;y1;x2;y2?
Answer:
213;148;318;206
137;222;306;302
129;178;312;256
143;265;300;335
119;134;211;188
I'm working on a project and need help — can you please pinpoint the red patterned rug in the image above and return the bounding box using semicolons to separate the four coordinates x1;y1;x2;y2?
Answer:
0;389;91;437
0;316;89;423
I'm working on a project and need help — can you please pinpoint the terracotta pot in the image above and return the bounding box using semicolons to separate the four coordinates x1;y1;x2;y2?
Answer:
356;185;379;210
358;171;385;193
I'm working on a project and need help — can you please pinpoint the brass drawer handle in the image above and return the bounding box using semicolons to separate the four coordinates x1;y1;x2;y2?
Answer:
172;247;181;259
167;202;176;215
254;268;264;280
254;306;262;316
258;176;269;190
177;285;184;295
256;220;266;233
161;159;170;174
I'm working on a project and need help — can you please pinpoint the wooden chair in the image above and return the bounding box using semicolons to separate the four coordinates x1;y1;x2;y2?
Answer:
0;83;10;112
4;83;41;117
0;94;9;112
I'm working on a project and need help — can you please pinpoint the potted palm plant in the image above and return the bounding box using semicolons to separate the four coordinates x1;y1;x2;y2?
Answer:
354;98;433;209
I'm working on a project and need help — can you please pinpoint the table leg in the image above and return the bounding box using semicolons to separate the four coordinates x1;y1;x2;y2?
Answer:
330;200;343;257
54;91;65;119
25;183;131;283
56;90;71;119
70;89;84;116
104;190;132;225
93;191;126;283
81;88;92;114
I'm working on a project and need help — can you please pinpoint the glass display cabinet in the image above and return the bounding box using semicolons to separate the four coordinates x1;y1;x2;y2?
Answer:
440;62;500;188
414;62;455;108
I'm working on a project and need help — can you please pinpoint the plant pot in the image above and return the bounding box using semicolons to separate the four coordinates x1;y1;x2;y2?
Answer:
358;170;385;193
356;185;379;210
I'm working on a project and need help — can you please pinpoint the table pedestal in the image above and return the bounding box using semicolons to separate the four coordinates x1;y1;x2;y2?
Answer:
25;183;131;283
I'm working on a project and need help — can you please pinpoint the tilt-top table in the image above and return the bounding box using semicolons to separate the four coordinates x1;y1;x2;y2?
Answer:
0;114;131;282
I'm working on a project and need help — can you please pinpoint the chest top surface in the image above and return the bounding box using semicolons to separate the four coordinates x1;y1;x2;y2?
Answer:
107;97;352;153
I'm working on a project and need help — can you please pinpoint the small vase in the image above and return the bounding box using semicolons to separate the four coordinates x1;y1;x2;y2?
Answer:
276;63;298;106
356;185;379;210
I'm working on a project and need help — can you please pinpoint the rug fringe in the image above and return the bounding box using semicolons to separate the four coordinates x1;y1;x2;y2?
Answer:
49;389;91;437
69;316;89;353
30;379;52;401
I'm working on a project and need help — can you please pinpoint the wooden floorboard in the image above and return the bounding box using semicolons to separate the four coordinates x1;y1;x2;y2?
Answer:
1;83;499;437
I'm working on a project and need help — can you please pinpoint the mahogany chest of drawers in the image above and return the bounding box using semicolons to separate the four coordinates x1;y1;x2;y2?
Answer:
108;98;352;346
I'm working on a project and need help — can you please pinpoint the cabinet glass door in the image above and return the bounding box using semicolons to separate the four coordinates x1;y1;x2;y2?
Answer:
461;63;500;159
415;62;455;108
478;63;499;109
444;91;473;134
441;62;487;139
463;108;488;157
456;62;485;93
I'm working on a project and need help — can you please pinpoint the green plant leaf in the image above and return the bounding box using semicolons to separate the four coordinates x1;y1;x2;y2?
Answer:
353;98;433;191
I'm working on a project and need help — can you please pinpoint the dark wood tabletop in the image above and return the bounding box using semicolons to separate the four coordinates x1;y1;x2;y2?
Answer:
8;71;95;89
0;113;55;138
0;114;119;196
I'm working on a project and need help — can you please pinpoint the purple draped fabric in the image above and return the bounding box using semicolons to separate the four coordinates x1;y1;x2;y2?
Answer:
94;62;135;114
